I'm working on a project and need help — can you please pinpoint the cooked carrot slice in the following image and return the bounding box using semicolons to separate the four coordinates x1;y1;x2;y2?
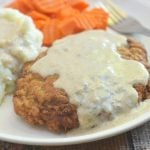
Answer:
33;0;66;14
27;11;50;20
17;0;35;11
65;0;88;10
66;0;89;11
6;0;34;13
7;0;30;13
75;14;92;30
16;1;30;13
74;13;93;30
90;8;109;29
34;20;46;30
58;6;80;19
42;20;61;46
74;2;88;11
58;18;79;36
5;1;19;8
73;8;108;30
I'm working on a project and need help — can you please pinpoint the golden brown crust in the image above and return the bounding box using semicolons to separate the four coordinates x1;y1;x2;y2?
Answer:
13;38;150;132
118;38;150;101
13;61;79;132
117;38;148;62
133;84;146;102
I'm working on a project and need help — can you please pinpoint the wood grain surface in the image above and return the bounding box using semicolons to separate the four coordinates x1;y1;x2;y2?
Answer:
0;121;149;150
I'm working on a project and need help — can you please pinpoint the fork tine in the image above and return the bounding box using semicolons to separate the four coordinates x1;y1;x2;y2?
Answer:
101;0;127;25
94;1;119;25
107;7;122;24
105;0;127;19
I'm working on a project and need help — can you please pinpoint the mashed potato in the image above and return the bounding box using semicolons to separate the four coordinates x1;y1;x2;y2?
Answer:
0;8;43;103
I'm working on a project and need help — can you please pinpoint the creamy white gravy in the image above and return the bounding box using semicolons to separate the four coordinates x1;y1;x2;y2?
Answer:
31;30;149;129
67;99;150;135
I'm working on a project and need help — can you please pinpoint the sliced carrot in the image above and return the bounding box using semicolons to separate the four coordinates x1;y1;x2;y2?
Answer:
58;18;79;36
17;0;35;11
57;6;80;19
34;20;46;30
89;8;109;29
66;0;89;11
73;2;88;11
74;13;93;30
7;0;30;14
75;14;91;30
83;13;96;28
27;11;50;21
33;0;67;14
73;8;108;30
15;1;29;14
6;0;34;13
42;20;62;46
5;1;19;8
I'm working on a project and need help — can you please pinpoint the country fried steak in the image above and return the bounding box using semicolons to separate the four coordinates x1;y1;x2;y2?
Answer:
13;38;150;133
13;63;79;132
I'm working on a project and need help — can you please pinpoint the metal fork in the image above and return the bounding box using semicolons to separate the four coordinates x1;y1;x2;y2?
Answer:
94;0;150;36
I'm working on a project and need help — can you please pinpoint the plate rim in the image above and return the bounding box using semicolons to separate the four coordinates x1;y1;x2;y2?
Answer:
0;0;150;146
0;111;149;145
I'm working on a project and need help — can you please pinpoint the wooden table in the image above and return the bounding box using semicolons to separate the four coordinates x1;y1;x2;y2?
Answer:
0;121;149;150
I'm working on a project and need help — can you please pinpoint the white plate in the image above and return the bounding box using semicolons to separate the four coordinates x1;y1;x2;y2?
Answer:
0;0;150;146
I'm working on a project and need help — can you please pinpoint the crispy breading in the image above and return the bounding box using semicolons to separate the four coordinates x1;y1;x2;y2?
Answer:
13;39;150;132
13;62;79;132
118;38;150;101
117;38;148;62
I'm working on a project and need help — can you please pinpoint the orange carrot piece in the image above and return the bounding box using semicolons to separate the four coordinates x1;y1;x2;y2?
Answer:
34;19;46;30
7;0;30;14
6;0;34;13
73;8;108;30
58;6;80;19
16;0;30;14
58;18;79;36
75;14;92;30
27;11;50;20
74;14;92;30
42;20;61;46
17;0;35;11
5;1;19;8
33;0;67;14
66;0;89;11
89;8;109;29
73;2;89;11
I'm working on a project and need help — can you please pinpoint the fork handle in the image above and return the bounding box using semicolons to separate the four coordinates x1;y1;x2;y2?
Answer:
138;27;150;37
